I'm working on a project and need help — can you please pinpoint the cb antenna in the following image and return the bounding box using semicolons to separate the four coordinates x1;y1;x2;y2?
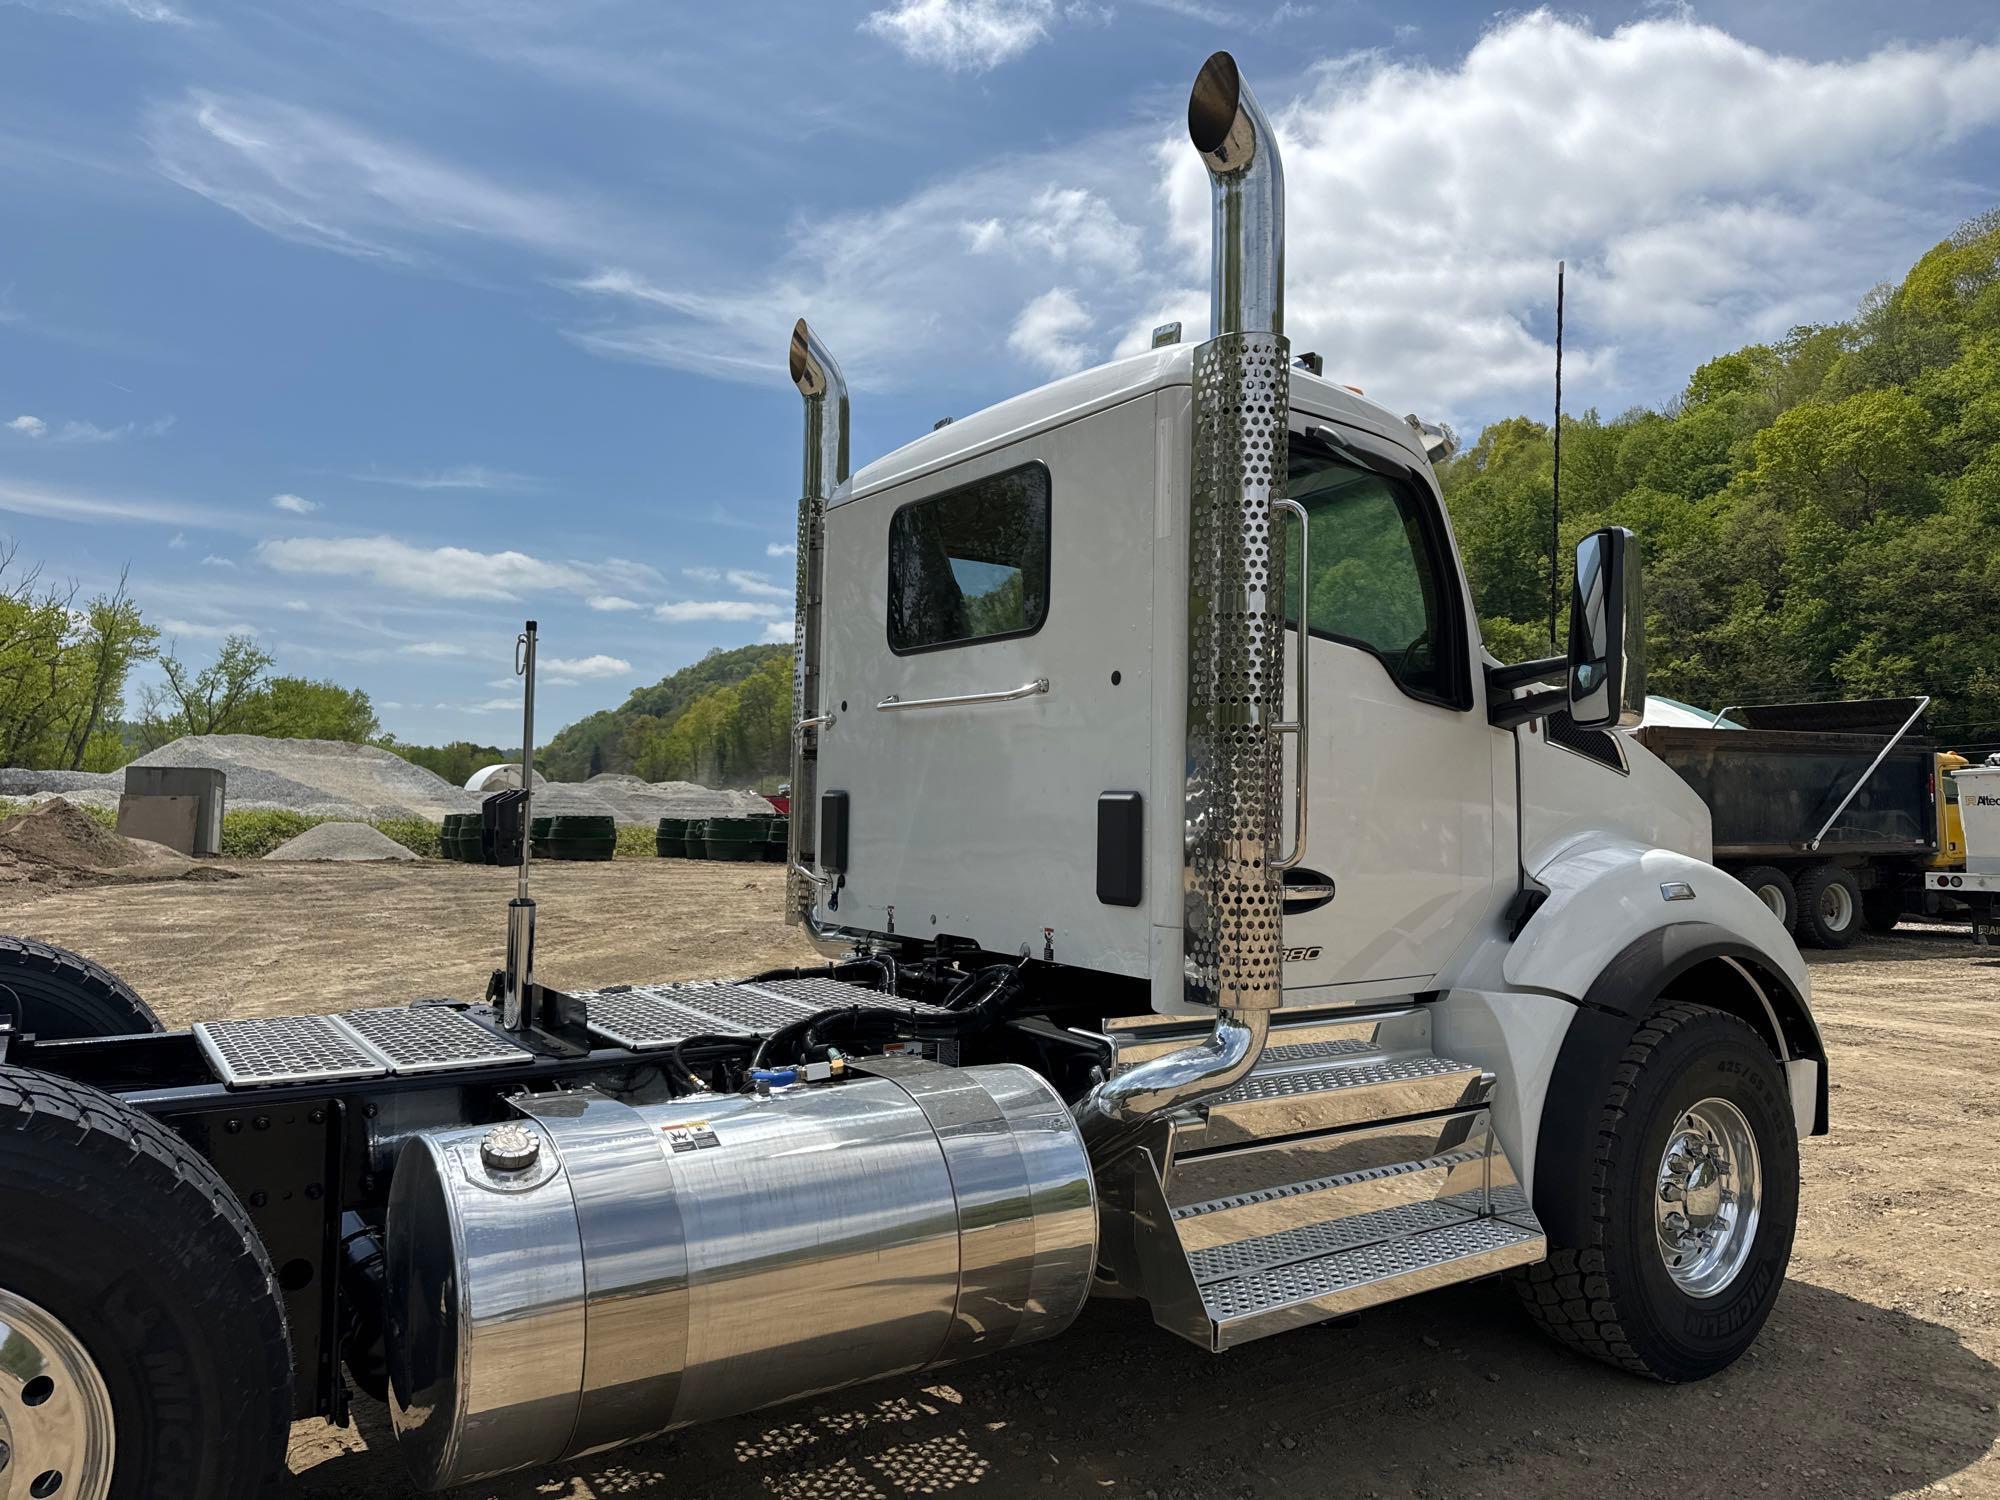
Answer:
1549;260;1565;653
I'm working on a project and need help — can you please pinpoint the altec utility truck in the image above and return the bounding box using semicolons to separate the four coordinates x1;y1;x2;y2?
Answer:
0;54;1825;1499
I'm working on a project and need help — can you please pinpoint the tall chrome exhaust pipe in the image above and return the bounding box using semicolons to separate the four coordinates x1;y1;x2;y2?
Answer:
502;619;539;1031
786;319;848;935
1077;51;1291;1161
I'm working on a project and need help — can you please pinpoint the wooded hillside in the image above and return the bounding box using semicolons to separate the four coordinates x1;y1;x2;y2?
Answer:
1443;210;2000;747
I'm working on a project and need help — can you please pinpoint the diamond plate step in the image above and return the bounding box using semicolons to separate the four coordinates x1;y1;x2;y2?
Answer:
1184;1054;1493;1149
336;1006;533;1076
1170;1149;1491;1254
1199;1214;1546;1348
195;1014;389;1088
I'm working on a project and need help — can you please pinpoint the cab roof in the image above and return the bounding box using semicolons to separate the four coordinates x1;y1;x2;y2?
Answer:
840;344;1433;505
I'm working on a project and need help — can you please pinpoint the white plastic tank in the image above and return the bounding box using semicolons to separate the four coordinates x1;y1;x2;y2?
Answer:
1954;764;2000;874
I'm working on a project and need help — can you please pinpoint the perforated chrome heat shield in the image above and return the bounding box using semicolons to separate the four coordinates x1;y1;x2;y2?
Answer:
1183;330;1290;1011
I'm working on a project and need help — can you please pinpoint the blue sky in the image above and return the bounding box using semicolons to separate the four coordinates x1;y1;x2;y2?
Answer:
3;0;1998;745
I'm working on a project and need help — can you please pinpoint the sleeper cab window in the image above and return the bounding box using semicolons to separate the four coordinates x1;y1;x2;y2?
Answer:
887;462;1051;654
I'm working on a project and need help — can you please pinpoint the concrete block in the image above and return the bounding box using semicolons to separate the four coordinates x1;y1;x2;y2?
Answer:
123;765;225;855
118;794;201;857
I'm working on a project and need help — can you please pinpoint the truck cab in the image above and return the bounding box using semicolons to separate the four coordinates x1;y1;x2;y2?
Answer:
0;49;1827;1500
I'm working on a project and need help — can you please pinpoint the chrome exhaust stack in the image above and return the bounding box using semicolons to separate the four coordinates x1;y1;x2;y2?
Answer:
502;619;539;1031
1077;51;1293;1160
785;319;848;932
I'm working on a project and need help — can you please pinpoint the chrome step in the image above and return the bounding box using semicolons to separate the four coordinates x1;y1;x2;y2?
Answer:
1200;1214;1546;1349
1170;1148;1489;1253
1182;1054;1493;1150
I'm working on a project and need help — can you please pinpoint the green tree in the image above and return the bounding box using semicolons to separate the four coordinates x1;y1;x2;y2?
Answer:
138;634;275;747
240;676;380;742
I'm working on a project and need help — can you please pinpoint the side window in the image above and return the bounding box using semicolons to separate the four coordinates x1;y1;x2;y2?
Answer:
888;463;1050;653
1284;437;1461;705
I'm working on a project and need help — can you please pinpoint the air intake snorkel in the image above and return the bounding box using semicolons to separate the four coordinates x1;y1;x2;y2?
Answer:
1074;51;1294;1162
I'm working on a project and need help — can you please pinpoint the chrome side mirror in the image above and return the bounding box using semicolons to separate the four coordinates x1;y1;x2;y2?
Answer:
1567;526;1644;729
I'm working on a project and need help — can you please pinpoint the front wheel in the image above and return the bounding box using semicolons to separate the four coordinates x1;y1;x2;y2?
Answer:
1514;1003;1799;1381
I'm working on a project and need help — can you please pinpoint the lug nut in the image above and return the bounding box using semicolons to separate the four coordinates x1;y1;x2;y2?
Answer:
1660;1183;1684;1203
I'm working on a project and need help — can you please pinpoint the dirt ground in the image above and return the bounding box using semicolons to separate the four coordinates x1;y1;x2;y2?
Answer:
9;861;2000;1499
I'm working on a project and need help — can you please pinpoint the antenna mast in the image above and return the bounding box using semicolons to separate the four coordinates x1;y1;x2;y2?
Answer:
1550;260;1565;652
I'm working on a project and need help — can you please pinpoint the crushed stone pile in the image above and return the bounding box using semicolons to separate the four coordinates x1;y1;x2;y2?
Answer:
264;822;420;862
133;736;471;821
3;736;775;828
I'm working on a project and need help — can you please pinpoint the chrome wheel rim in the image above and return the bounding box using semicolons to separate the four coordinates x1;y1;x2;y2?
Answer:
1655;1097;1762;1298
1818;881;1853;931
0;1289;116;1500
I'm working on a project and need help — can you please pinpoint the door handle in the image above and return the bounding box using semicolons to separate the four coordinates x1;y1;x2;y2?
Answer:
1282;869;1336;914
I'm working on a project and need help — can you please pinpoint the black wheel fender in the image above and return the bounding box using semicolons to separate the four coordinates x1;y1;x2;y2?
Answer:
1533;920;1825;1249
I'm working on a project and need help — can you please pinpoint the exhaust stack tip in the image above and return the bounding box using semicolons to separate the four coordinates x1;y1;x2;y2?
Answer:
1187;51;1251;171
789;318;826;398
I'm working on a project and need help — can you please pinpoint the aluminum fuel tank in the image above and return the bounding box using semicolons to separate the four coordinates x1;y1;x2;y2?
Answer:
383;1058;1096;1491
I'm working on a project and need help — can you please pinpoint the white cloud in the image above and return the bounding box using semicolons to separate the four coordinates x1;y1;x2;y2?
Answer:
7;0;190;23
255;535;594;601
134;13;2000;430
766;542;796;558
159;616;256;640
45;415;175;444
763;620;798;643
271;492;320;514
862;0;1052;71
168;532;188;549
681;565;721;584
401;640;469;657
6;415;45;438
200;554;235;568
283;598;309;611
467;697;520;713
963;187;1142;274
726;568;790;600
587;594;642;611
655;599;786;622
348;464;535;491
1008;288;1094;376
541;653;632;684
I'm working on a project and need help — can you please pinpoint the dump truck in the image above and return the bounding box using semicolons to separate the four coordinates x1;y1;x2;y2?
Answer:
1633;698;1938;947
0;53;1823;1499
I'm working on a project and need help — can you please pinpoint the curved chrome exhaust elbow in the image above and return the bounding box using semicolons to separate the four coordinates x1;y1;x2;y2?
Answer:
1074;1010;1269;1161
786;319;848;934
1188;50;1284;339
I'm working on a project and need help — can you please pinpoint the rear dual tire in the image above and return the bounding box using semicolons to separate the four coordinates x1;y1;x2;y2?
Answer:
0;937;161;1040
0;1066;291;1499
1515;1003;1799;1381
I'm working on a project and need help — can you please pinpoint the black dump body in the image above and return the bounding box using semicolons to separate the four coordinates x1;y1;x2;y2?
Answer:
1635;698;1937;863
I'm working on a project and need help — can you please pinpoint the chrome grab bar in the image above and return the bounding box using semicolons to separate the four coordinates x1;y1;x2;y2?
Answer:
1271;495;1309;871
793;711;835;737
877;677;1050;713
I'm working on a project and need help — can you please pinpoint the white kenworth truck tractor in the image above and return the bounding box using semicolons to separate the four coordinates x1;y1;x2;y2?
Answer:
0;53;1823;1500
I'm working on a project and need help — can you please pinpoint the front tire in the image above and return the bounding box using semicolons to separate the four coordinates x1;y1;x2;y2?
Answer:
0;1066;291;1499
1514;1003;1799;1381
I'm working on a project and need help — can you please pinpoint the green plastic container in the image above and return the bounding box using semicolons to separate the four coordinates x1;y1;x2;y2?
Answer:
763;815;789;863
442;813;482;863
655;815;691;859
682;819;710;859
540;836;616;862
529;815;553;860
702;814;767;863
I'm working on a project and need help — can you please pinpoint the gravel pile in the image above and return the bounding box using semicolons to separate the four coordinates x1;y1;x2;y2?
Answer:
2;736;773;828
0;796;210;887
264;822;420;862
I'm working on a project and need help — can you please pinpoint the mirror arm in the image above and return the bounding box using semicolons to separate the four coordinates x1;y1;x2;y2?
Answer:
1485;655;1567;693
1488;685;1566;730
